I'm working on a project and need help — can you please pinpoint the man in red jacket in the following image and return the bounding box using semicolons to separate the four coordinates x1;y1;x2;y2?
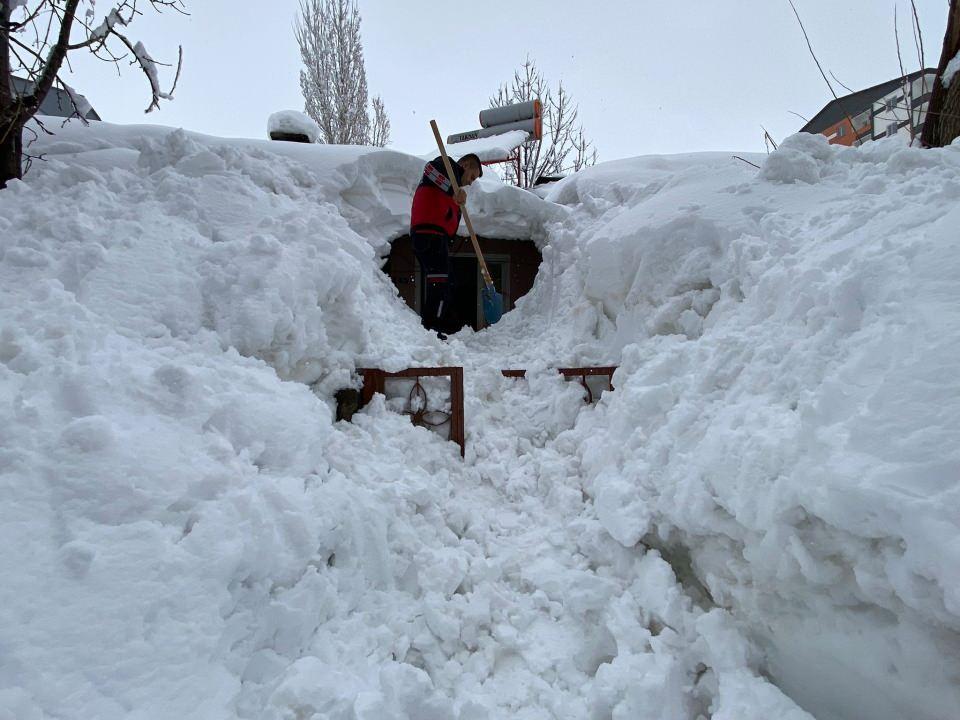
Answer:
409;153;483;337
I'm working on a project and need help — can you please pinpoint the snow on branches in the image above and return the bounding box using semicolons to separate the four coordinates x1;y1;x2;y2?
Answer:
1;0;185;185
66;0;184;113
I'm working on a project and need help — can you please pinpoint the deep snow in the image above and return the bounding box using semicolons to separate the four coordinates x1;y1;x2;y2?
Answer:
0;118;958;720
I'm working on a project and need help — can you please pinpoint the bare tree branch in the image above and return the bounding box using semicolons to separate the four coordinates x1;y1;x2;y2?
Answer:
733;155;761;169
761;126;779;151
911;0;927;71
910;0;928;99
2;0;186;187
895;4;918;141
489;57;596;187
787;0;859;138
7;3;47;32
21;0;82;116
788;0;839;101
829;71;855;94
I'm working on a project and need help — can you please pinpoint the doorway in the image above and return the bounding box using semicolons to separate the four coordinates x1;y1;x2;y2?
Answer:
383;235;541;333
449;254;509;331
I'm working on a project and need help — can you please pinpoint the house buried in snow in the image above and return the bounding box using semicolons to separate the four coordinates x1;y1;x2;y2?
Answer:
801;68;937;145
259;112;549;333
384;127;551;333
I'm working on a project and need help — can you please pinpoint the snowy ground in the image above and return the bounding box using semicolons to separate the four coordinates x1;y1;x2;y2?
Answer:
0;119;958;720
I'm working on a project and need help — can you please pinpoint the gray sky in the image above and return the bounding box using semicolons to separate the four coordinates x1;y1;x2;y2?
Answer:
68;0;949;160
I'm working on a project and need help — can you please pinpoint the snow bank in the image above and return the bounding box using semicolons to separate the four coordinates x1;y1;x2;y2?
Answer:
474;132;960;720
267;110;321;143
2;117;958;720
0;118;602;720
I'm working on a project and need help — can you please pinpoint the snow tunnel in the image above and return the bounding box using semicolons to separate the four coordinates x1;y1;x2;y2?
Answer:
383;233;542;332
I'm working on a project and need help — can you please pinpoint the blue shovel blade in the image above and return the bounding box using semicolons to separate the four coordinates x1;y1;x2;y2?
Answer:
482;284;504;325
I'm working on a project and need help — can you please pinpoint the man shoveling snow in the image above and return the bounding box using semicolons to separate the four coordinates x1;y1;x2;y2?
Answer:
409;152;483;337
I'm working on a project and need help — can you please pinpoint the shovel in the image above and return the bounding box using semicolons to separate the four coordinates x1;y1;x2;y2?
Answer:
429;120;504;326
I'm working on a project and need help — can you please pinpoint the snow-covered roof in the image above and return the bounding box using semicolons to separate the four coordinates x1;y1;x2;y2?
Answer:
10;75;100;121
25;118;555;245
800;68;937;134
423;129;528;163
267;110;321;143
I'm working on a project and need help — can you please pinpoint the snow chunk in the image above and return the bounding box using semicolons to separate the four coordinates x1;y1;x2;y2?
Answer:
944;49;960;88
760;132;834;184
132;41;170;109
268;110;321;143
59;415;115;452
89;8;126;42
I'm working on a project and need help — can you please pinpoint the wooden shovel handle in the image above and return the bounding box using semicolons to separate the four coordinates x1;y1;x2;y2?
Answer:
429;120;495;288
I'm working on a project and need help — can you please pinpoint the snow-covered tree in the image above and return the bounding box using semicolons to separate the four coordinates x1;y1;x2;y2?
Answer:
490;58;597;188
0;0;184;188
296;0;389;146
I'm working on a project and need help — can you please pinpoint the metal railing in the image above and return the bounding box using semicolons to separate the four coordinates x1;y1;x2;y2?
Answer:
501;366;618;403
356;365;617;458
358;367;466;457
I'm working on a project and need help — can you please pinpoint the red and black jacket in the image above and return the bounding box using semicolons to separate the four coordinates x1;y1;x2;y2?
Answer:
410;156;465;237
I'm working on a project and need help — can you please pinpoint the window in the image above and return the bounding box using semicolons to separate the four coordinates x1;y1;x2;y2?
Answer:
837;125;846;138
886;122;899;137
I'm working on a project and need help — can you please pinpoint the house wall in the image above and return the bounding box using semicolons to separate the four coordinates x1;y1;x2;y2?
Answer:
871;71;937;140
822;115;871;146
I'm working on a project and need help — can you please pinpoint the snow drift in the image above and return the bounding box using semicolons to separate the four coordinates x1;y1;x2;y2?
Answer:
0;118;958;720
522;133;960;720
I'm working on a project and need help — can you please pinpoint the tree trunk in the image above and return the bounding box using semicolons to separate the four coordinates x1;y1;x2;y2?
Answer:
0;122;22;188
940;73;960;145
922;0;960;147
1;0;83;188
1;0;22;188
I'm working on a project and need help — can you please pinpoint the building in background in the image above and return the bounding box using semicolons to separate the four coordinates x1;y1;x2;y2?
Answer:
801;69;936;145
9;76;101;121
